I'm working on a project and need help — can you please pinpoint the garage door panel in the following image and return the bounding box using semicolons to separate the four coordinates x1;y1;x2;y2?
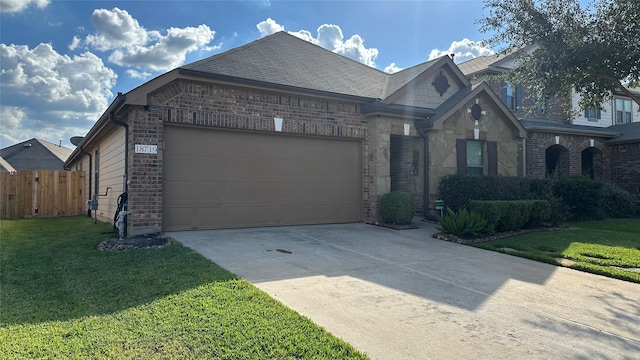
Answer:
163;126;362;231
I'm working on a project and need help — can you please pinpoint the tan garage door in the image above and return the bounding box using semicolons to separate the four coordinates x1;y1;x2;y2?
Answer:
163;126;362;231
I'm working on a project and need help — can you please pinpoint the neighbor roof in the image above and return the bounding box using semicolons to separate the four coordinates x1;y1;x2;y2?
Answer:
0;138;73;171
0;155;16;172
606;122;640;144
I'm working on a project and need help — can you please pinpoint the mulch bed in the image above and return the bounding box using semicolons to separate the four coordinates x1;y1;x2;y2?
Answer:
97;233;176;252
367;221;420;230
433;226;578;245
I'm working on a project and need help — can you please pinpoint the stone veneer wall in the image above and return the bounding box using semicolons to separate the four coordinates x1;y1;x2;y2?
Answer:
126;79;381;233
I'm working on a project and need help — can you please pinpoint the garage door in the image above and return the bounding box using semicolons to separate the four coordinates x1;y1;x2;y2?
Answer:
163;126;363;231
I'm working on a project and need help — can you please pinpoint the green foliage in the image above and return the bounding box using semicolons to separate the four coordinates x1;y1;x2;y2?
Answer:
0;217;367;359
437;207;488;238
599;182;640;218
379;191;416;225
438;175;546;211
552;176;604;221
479;0;640;111
473;219;640;283
470;200;549;232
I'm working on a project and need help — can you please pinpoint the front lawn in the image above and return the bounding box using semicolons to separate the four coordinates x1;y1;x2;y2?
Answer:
473;219;640;283
0;217;368;359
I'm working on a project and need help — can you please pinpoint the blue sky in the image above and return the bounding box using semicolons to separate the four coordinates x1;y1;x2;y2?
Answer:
1;0;495;148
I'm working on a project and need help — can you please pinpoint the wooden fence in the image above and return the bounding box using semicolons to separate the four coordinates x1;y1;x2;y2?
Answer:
0;170;85;219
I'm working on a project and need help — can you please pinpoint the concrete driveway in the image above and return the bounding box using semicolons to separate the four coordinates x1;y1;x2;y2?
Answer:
168;222;640;360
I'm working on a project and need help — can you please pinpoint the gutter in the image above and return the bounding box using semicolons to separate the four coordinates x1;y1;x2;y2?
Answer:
109;93;128;192
79;145;92;217
524;125;617;138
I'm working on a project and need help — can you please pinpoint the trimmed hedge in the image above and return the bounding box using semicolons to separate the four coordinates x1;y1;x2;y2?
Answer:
599;182;640;218
379;191;416;225
552;176;603;221
438;175;552;210
470;200;551;232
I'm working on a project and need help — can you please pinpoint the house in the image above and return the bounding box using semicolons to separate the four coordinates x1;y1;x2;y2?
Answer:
65;32;527;235
0;138;73;171
458;53;640;195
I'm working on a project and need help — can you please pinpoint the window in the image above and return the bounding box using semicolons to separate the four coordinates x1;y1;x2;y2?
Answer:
535;97;551;115
584;108;601;120
615;98;633;124
501;83;522;110
456;139;497;176
466;141;484;175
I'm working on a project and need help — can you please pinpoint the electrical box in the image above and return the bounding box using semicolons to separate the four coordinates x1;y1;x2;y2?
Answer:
89;194;98;210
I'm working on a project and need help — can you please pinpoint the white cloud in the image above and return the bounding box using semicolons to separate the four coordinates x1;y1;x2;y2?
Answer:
125;69;151;79
0;0;49;13
257;18;284;37
83;8;215;73
384;63;403;74
259;18;379;68
0;43;117;148
69;36;81;51
428;38;494;64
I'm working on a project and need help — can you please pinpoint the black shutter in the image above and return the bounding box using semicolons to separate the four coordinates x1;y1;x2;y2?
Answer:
487;141;498;176
515;84;523;109
456;139;467;175
501;82;507;105
597;108;601;119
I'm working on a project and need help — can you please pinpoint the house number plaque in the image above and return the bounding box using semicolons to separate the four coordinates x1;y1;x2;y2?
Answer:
135;144;158;154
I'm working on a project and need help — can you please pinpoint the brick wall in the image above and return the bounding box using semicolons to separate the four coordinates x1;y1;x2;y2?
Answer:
607;142;640;195
128;79;376;230
525;131;608;179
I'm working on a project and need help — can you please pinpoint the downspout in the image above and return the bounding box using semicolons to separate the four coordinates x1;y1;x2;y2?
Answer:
109;92;128;193
79;145;92;217
418;126;429;219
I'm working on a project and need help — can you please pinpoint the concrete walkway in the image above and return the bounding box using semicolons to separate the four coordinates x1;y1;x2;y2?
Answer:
168;222;640;360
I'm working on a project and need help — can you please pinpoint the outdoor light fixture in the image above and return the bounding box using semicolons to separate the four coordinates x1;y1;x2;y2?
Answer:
590;138;595;147
404;123;411;136
274;117;283;132
555;135;560;145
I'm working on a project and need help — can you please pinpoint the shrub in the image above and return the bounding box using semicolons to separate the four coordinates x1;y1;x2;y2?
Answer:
437;175;553;211
470;200;536;232
527;200;552;227
552;176;604;221
379;192;416;225
600;183;639;218
437;207;488;238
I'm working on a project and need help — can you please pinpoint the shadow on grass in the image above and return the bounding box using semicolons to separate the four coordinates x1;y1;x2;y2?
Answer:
0;216;237;326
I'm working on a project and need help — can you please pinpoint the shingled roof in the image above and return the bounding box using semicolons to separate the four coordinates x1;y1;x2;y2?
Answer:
0;138;72;171
181;32;389;99
181;31;449;102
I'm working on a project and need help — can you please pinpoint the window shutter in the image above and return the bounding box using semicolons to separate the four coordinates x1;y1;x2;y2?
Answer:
456;139;467;175
545;99;551;114
501;82;507;105
515;84;523;109
487;141;498;176
597;108;601;119
584;109;589;118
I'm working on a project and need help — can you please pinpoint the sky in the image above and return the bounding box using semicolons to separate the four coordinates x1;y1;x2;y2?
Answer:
0;0;497;149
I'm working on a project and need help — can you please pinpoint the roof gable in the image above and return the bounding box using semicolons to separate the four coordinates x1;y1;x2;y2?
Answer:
381;56;471;107
418;82;527;138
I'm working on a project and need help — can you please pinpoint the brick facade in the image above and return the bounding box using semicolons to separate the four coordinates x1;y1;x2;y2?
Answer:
607;142;640;195
126;79;379;232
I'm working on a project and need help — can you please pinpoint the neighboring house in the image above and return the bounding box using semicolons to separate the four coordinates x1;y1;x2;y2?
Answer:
0;138;73;171
65;32;527;235
458;53;640;195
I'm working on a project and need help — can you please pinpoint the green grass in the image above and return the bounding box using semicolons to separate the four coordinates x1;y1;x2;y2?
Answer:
0;217;368;359
473;219;640;283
